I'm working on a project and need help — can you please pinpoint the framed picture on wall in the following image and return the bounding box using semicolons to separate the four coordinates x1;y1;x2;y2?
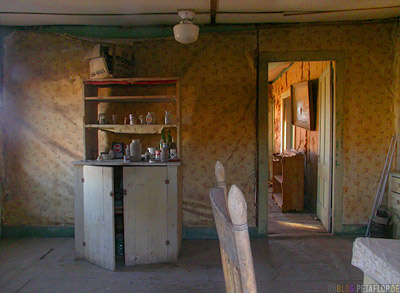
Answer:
291;80;316;130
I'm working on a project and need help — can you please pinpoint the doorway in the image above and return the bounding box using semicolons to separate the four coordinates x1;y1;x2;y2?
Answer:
257;51;345;236
268;61;333;235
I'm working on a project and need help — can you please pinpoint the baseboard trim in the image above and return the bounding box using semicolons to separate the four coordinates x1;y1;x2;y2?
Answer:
183;227;265;239
2;224;364;239
337;224;367;236
1;225;74;238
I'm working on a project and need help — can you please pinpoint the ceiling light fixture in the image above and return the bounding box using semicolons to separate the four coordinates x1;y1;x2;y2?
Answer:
173;10;199;44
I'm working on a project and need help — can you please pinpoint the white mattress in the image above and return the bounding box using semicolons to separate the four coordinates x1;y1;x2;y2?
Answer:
352;237;400;285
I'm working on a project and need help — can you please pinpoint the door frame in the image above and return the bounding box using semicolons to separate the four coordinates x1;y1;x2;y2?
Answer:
280;90;293;152
257;51;345;235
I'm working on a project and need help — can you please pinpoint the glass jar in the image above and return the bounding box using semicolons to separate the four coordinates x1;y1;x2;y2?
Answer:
98;113;106;124
129;139;142;162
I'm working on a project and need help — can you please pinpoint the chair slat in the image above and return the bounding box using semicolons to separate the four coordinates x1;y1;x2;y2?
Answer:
212;161;257;293
210;188;239;267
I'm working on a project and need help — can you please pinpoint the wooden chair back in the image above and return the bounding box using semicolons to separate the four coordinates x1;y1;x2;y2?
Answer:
211;161;257;293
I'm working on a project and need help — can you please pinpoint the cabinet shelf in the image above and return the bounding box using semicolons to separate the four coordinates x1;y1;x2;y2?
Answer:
272;192;283;209
85;124;177;134
85;95;177;103
274;175;283;184
83;77;180;160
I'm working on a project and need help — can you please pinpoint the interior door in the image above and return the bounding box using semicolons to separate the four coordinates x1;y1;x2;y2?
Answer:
317;63;333;232
83;165;115;271
124;167;168;265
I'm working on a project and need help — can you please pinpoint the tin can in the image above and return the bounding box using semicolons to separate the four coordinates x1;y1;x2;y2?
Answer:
170;149;177;159
155;150;161;161
112;142;124;159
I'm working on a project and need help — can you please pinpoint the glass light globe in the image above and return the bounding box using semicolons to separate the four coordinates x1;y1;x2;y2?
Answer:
173;20;199;44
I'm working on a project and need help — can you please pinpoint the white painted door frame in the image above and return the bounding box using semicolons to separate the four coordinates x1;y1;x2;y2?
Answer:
317;63;333;232
280;90;293;152
257;51;345;235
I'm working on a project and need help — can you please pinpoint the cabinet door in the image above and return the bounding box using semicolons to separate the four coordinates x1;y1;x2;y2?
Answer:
83;166;115;271
74;165;85;259
124;167;168;265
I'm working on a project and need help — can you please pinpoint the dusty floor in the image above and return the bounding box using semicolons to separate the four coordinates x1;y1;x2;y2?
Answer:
0;236;362;292
268;189;327;235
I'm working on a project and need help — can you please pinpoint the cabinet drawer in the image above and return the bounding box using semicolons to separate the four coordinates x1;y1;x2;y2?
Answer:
389;175;400;194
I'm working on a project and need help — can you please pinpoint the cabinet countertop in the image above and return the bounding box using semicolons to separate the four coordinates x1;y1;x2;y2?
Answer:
72;160;181;166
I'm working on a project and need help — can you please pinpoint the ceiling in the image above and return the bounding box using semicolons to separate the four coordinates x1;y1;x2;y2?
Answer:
0;0;400;26
269;62;293;82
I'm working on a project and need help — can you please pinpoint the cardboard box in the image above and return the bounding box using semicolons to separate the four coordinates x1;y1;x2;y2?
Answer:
86;44;134;79
111;46;134;78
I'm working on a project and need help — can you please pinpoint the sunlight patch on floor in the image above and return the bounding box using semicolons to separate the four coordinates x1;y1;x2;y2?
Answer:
275;221;323;230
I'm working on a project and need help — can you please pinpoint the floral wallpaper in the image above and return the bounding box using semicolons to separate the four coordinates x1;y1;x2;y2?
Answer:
1;31;87;225
1;31;258;227
130;33;258;227
0;20;398;228
393;20;400;168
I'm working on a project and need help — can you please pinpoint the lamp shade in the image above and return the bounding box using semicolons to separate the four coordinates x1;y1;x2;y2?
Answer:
173;21;199;44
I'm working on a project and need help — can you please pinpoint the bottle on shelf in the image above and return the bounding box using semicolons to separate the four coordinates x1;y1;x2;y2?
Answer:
161;142;169;163
146;112;155;125
164;111;172;125
170;138;177;151
159;131;166;150
144;149;151;162
168;131;177;159
167;131;172;150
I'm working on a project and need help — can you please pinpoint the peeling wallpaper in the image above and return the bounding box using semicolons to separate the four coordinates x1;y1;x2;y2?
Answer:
0;20;398;228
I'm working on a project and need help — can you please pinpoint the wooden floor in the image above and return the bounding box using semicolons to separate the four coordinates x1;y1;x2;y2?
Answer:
268;189;327;235
0;237;362;292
